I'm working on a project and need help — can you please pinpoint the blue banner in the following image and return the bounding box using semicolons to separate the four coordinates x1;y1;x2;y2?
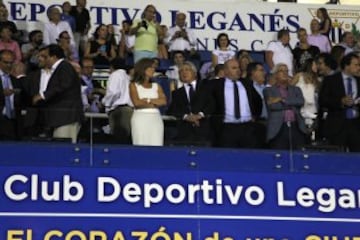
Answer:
1;143;360;239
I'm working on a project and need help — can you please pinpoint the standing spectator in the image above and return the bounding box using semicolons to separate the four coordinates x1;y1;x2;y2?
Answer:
212;33;236;68
61;1;76;32
307;19;331;53
211;59;262;148
32;44;83;143
291;58;319;128
247;62;268;148
265;29;294;76
317;8;332;38
43;6;75;46
84;24;116;67
158;25;169;59
166;12;196;53
106;24;118;47
167;61;214;145
70;0;91;54
293;28;320;73
0;50;22;140
130;4;161;63
118;20;135;61
316;53;337;79
129;58;167;146
319;53;360;152
102;58;133;144
21;30;45;73
0;26;21;63
264;63;306;150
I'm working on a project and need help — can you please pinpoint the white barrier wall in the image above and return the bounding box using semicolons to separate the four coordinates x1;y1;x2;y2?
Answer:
6;0;360;50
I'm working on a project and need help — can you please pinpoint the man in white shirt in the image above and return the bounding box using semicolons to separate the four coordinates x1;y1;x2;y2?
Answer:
43;6;75;46
166;12;196;52
265;29;294;76
102;58;133;143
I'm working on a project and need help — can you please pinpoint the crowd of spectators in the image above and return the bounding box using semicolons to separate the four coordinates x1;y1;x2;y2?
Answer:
1;1;360;152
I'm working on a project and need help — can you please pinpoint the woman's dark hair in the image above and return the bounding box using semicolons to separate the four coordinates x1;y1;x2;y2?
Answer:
216;33;229;47
318;8;330;20
93;24;106;39
132;58;154;84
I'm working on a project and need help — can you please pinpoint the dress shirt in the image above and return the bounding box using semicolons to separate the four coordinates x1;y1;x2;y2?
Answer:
253;81;267;119
307;34;331;53
224;78;252;123
166;26;196;51
40;59;64;99
43;21;75;46
1;70;14;117
342;73;358;99
185;81;196;102
278;85;296;122
102;69;133;112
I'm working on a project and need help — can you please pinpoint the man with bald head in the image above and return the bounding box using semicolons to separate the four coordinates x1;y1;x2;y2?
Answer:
211;58;262;148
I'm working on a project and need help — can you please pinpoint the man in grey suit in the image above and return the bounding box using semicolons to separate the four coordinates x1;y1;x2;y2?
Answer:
264;63;306;150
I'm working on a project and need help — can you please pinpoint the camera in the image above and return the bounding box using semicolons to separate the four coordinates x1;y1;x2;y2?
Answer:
141;20;148;30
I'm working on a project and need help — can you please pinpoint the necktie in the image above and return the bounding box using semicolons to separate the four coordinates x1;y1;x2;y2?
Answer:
3;74;13;119
233;80;240;119
188;83;195;104
346;77;354;119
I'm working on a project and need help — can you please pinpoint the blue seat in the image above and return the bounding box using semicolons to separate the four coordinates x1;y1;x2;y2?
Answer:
198;50;212;64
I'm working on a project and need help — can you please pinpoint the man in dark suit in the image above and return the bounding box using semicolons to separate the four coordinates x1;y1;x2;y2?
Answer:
319;53;360;152
32;44;83;143
211;58;262;148
264;63;306;150
0;49;23;140
167;61;214;145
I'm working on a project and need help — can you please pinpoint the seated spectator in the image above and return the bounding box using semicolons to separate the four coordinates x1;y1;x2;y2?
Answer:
84;24;116;68
118;20;135;61
0;26;21;63
158;25;169;59
339;32;357;55
0;3;19;42
212;32;236;68
165;50;185;90
57;31;79;63
21;30;45;73
43;6;75;46
237;50;253;78
107;24;118;48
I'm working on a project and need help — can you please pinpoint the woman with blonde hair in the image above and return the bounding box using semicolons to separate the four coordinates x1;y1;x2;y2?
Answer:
129;58;167;146
291;58;319;128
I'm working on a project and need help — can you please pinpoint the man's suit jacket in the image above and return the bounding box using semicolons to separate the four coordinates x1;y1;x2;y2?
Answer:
0;74;23;139
167;80;214;141
263;85;306;141
42;60;83;128
210;78;262;145
319;72;360;136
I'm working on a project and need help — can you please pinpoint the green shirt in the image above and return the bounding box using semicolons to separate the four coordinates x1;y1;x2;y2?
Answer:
132;19;158;52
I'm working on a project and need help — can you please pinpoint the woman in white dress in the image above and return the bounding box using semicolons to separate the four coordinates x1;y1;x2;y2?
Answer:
290;58;320;128
211;33;236;68
129;58;167;146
